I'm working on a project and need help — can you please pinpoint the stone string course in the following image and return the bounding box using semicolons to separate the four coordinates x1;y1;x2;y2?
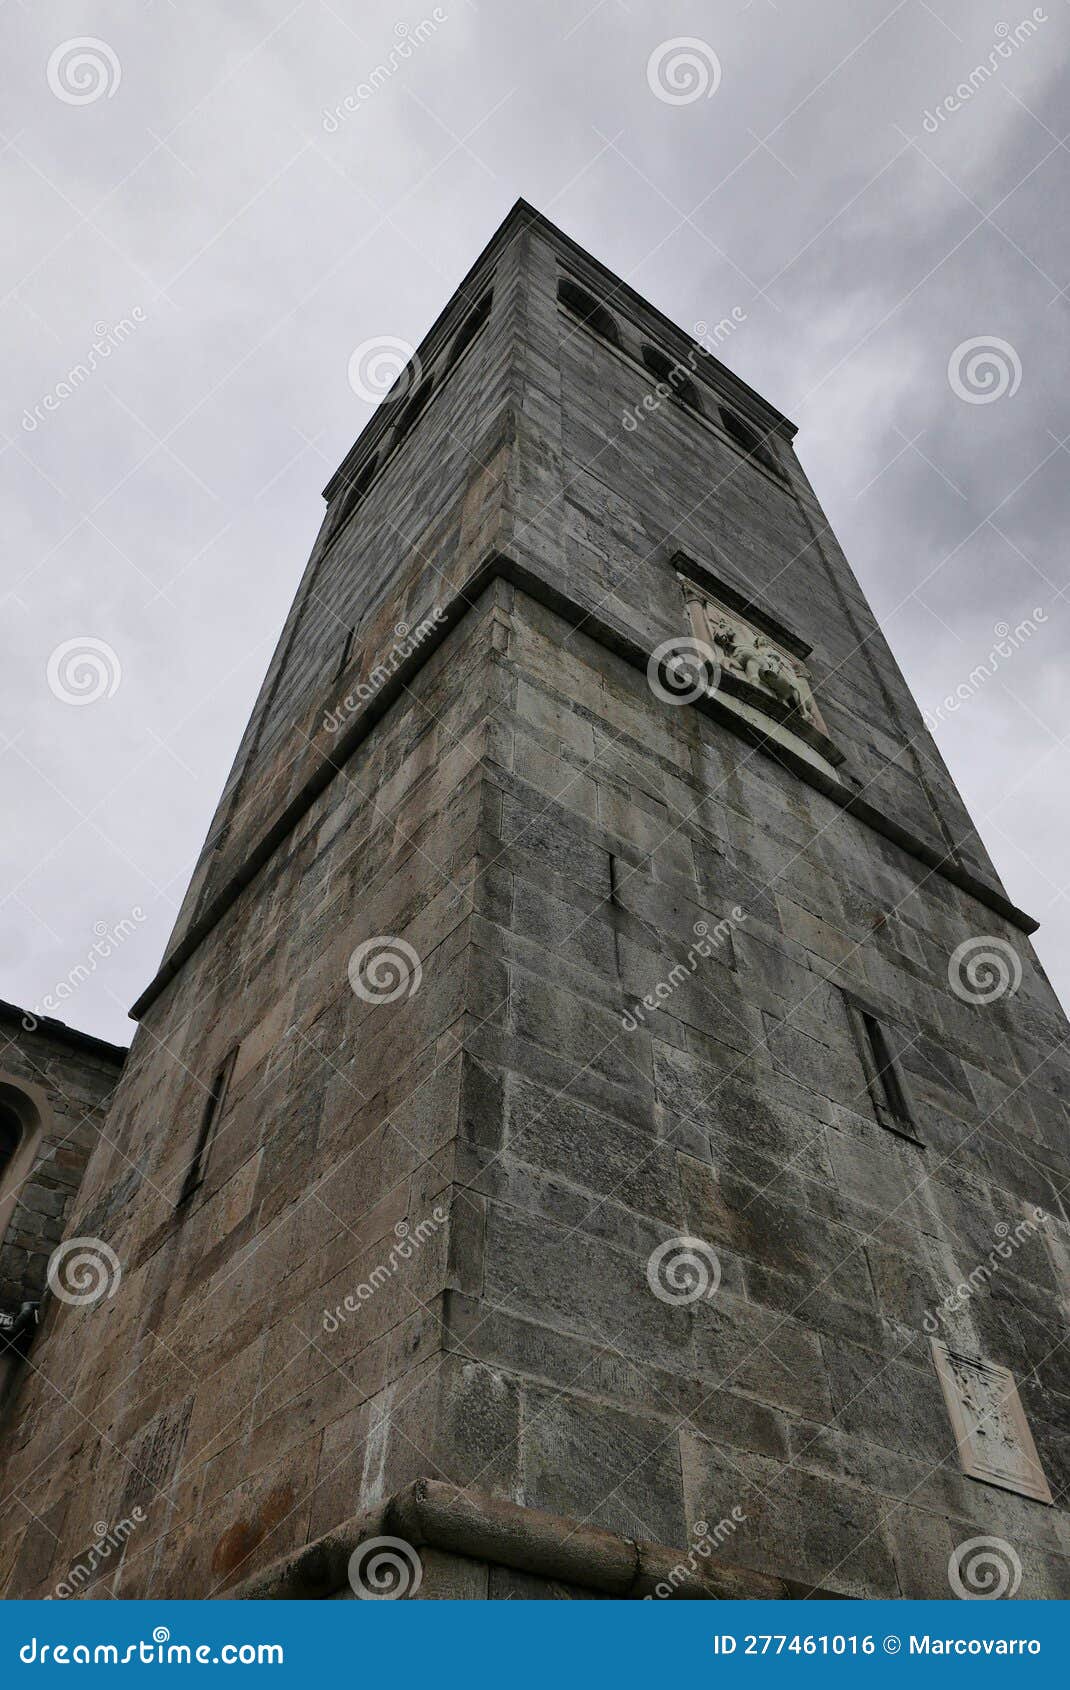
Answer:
1;204;1067;1600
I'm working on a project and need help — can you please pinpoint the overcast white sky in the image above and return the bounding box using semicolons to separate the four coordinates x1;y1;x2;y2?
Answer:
2;0;1068;1046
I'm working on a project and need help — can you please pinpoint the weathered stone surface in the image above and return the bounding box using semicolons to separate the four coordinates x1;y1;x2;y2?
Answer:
0;1011;123;1330
3;203;1068;1600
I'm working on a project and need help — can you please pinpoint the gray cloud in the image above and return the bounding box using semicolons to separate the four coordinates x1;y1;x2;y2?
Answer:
2;0;1068;1042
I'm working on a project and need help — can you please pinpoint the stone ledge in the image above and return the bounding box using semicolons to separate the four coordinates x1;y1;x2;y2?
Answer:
131;550;1037;1021
229;1478;851;1601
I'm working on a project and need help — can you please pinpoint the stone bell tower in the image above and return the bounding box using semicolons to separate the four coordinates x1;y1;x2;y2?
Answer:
2;201;1068;1601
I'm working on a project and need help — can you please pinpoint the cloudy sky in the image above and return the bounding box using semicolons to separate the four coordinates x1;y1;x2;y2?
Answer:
2;0;1068;1046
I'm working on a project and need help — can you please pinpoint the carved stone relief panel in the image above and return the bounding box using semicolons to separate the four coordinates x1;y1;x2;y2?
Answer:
678;576;830;740
931;1340;1052;1504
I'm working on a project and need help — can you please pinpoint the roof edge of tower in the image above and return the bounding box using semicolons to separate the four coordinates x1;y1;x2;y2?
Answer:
322;198;530;503
507;197;796;437
323;197;794;501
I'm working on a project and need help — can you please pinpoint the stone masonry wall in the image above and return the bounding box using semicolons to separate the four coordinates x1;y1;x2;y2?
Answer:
0;1010;123;1316
508;215;1003;895
437;582;1070;1599
160;219;523;969
1;206;1067;1601
0;589;508;1599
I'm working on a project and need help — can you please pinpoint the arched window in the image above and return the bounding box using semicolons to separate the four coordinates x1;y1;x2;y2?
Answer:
556;278;620;346
0;1080;46;1254
641;344;702;412
719;407;782;477
447;290;493;371
391;375;435;450
0;1100;21;1182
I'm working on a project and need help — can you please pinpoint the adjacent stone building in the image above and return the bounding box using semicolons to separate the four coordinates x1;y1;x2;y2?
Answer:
0;1003;125;1411
1;202;1068;1600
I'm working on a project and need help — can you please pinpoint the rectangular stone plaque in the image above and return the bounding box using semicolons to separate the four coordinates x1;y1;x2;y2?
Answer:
931;1339;1052;1504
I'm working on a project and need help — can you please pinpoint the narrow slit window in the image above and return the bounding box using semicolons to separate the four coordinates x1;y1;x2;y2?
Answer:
179;1047;237;1206
334;624;355;680
846;999;922;1143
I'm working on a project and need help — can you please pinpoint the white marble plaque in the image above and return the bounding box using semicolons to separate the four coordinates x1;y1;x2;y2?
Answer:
931;1340;1052;1504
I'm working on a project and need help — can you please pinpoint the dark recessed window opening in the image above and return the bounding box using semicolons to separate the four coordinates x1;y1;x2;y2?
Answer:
556;278;620;346
0;1101;22;1181
447;289;493;370
391;375;435;448
335;624;356;681
179;1047;238;1206
847;1000;923;1143
641;343;702;412
719;407;782;477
